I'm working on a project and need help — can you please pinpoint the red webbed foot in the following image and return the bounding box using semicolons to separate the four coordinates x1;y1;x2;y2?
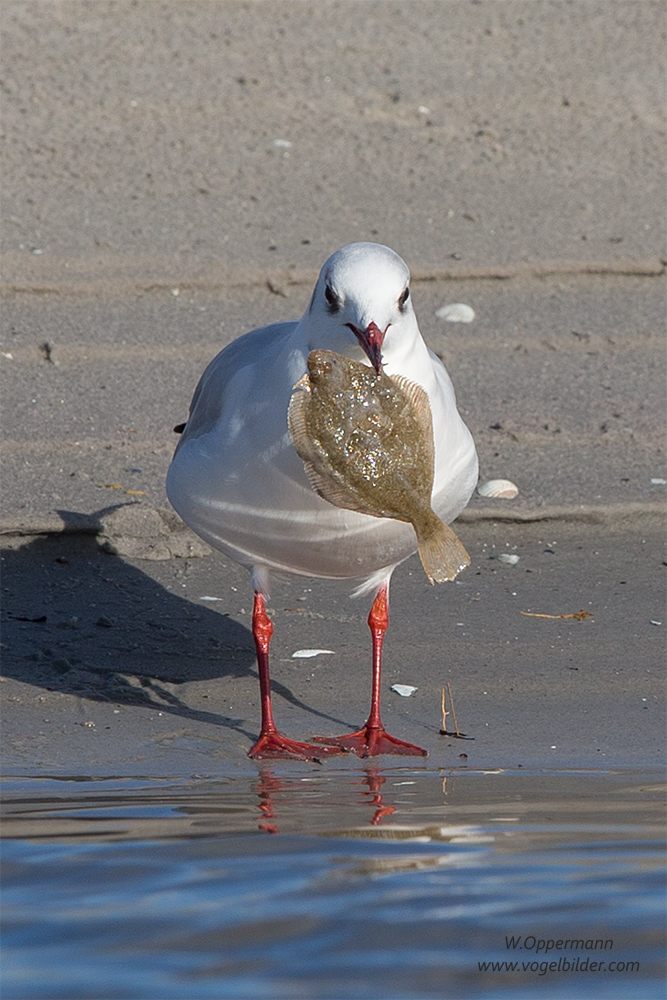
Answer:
312;725;427;758
248;730;347;761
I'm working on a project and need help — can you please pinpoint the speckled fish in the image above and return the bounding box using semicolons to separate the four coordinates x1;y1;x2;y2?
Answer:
288;350;470;583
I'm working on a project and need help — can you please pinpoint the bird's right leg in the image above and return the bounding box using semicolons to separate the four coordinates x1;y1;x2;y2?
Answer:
312;585;428;757
248;592;345;761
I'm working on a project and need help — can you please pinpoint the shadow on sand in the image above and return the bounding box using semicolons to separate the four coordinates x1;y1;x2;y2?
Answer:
1;509;352;746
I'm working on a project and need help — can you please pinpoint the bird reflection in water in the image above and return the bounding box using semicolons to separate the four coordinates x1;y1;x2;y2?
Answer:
254;769;397;834
354;770;397;826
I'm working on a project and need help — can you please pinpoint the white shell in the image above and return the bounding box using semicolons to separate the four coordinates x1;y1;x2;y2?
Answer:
391;683;417;697
497;553;520;565
436;303;476;323
292;648;335;658
478;479;519;499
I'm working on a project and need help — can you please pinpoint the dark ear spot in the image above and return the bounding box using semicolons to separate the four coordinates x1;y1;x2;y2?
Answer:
398;286;410;312
324;284;341;313
173;422;186;434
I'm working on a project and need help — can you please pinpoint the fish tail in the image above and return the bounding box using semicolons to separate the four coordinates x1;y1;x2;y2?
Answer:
416;514;470;584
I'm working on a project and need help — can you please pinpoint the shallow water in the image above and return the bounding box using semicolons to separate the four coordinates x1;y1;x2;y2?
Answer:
2;768;665;999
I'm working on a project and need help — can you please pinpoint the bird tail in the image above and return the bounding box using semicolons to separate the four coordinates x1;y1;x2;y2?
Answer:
416;514;470;584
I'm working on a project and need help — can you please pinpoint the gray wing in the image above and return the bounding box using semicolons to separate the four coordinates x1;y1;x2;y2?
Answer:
174;320;297;453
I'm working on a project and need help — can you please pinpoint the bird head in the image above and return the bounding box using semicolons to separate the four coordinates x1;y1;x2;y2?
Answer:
305;243;415;374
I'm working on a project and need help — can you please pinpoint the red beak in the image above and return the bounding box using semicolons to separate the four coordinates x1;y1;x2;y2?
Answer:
346;321;387;373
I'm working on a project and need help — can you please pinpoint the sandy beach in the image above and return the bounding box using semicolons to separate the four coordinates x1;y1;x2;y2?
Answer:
1;0;665;775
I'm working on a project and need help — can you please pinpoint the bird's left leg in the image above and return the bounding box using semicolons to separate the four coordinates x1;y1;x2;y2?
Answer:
248;592;345;761
313;585;428;757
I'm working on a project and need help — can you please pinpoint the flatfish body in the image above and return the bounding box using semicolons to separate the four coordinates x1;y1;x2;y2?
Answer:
288;350;470;583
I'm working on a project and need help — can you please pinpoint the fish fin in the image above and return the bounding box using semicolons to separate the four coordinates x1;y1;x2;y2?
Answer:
302;461;384;518
388;373;435;473
416;515;470;584
292;372;311;391
287;378;319;465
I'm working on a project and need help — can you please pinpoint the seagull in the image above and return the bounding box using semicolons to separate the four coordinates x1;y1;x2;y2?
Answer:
167;243;478;760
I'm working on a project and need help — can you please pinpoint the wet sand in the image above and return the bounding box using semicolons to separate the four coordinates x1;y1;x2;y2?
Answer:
2;519;664;777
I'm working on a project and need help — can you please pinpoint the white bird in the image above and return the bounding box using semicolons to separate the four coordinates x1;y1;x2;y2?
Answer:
167;243;478;760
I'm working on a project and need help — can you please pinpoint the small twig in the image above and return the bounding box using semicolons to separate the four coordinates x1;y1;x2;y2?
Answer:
520;610;594;621
439;683;474;740
96;483;146;496
447;682;460;736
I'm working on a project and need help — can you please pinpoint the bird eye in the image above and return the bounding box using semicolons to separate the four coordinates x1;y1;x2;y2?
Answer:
324;284;340;312
398;286;410;311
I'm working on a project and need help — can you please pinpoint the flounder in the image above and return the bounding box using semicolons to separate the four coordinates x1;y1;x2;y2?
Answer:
288;350;470;583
